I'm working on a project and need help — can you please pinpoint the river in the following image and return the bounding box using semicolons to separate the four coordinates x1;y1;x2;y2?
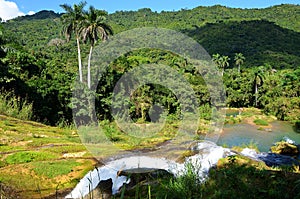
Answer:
218;121;299;152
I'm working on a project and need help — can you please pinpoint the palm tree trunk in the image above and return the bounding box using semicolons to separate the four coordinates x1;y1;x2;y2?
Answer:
76;37;83;82
255;83;258;107
87;45;93;89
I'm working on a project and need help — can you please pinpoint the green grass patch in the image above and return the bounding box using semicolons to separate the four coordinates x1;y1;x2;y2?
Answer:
0;145;25;152
41;144;86;154
240;108;262;117
31;160;81;178
5;151;57;164
253;118;269;126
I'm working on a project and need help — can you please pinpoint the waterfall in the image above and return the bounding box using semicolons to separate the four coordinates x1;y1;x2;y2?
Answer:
65;141;231;199
65;139;299;198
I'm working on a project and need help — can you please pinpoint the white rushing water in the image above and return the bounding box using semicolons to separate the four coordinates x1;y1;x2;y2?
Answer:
65;141;234;199
65;156;181;198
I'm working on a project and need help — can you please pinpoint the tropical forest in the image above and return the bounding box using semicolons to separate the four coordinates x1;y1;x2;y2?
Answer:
0;1;299;199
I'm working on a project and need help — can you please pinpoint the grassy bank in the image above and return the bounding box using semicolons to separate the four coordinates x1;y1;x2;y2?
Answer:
113;155;300;199
0;115;96;198
225;108;277;130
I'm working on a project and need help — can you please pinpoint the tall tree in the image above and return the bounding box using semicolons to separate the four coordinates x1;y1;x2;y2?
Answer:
80;6;113;89
212;54;230;76
220;55;230;76
234;53;245;73
253;67;265;107
60;1;87;83
212;53;222;75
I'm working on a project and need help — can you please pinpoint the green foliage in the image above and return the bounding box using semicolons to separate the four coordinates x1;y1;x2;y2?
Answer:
157;162;203;199
198;104;212;120
294;121;300;133
202;162;299;199
0;4;299;125
187;20;300;69
0;91;33;120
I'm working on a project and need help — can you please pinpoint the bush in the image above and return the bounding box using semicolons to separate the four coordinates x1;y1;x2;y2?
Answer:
294;121;300;133
157;162;204;199
0;91;33;120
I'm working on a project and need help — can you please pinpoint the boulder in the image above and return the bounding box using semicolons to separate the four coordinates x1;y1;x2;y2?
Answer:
270;141;299;156
117;168;172;190
258;152;299;167
83;178;112;199
241;148;300;167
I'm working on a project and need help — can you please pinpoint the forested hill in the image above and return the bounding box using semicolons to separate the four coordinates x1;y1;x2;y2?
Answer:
0;4;299;125
3;4;300;68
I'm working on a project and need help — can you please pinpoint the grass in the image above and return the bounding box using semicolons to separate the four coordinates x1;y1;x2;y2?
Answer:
5;151;57;165
0;114;190;198
156;162;204;199
32;160;81;178
254;118;269;126
0;115;96;198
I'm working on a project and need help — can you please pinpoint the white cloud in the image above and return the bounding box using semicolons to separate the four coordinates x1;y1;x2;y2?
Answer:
0;0;24;21
27;11;35;15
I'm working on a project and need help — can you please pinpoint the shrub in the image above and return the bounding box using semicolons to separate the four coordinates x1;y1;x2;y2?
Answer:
0;91;33;120
157;162;204;199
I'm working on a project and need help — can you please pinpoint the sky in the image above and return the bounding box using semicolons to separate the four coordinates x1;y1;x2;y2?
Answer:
0;0;299;21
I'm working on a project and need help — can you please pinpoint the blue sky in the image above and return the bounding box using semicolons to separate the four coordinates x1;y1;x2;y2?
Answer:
1;0;299;20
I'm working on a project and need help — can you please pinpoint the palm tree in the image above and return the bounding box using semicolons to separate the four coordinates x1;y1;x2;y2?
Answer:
60;1;87;83
234;53;245;73
212;54;230;76
212;53;222;74
212;53;221;64
80;6;113;89
253;67;265;107
220;55;230;76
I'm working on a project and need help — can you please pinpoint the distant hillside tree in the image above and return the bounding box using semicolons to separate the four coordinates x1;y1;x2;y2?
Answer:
234;53;245;73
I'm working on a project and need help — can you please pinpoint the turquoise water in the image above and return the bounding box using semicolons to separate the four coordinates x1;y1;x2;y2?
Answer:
217;121;300;152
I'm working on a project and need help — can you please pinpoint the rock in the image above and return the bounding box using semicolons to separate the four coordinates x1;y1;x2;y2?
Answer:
241;148;300;167
117;168;172;190
270;141;299;156
265;128;272;132
257;152;299;167
83;178;113;199
62;151;86;158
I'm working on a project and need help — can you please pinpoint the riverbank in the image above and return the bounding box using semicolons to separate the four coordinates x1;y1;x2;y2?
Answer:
0;109;298;198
